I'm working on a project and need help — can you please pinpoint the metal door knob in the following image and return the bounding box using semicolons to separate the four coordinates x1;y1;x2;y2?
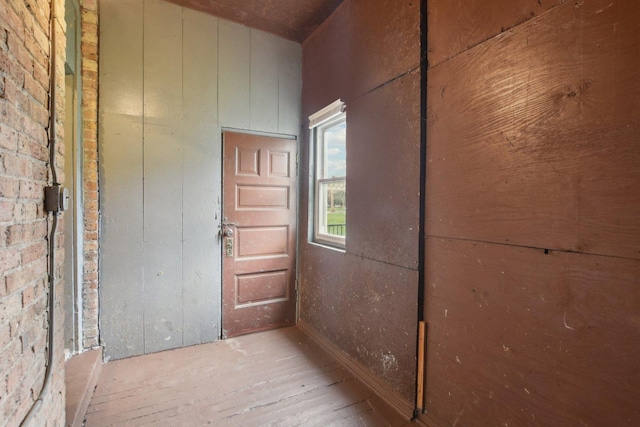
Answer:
223;228;234;237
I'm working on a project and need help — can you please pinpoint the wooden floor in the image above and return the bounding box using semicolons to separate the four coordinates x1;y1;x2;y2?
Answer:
84;327;412;426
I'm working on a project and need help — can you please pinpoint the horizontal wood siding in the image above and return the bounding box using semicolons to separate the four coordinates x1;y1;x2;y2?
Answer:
425;237;640;426
427;0;565;67
427;0;640;259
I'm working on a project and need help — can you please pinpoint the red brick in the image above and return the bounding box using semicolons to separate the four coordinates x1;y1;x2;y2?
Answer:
0;125;19;151
0;101;26;135
83;259;96;273
23;74;48;107
31;12;50;38
83;167;96;182
21;286;34;308
0;226;7;248
29;102;49;128
0;201;14;222
0;176;19;198
3;77;29;113
24;32;47;73
16;202;39;222
82;118;97;131
5;352;27;393
32;61;48;89
31;161;47;181
18;180;43;200
21;241;45;265
31;24;48;54
5;262;46;295
3;153;31;177
82;0;98;11
0;248;21;272
8;316;21;340
0;337;22;375
6;221;47;247
6;33;33;75
0;2;26;43
0;291;23;324
0;48;24;89
81;42;97;57
0;324;10;356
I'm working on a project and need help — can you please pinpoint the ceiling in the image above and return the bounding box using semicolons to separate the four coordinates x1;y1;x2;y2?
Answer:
165;0;345;43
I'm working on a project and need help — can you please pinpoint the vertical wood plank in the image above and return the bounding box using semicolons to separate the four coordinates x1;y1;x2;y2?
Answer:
182;8;221;346
416;320;425;411
219;20;250;129
348;70;421;270
249;29;280;133
277;38;302;137
143;0;183;354
63;75;75;350
99;0;145;360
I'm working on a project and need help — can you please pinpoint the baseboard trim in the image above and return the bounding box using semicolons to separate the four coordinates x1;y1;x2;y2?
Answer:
65;348;103;427
415;413;445;427
297;320;414;420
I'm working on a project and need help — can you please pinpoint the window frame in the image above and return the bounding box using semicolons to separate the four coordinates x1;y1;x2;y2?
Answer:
309;100;347;249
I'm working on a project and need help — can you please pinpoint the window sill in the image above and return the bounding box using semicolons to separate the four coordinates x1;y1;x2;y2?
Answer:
308;241;346;254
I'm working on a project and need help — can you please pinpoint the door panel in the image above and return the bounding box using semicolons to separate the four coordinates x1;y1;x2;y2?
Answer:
222;132;297;338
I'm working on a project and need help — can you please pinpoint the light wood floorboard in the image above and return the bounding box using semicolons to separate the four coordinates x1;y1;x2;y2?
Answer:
85;327;412;426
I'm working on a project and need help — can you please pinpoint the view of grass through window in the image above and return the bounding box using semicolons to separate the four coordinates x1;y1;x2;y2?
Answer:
327;207;345;236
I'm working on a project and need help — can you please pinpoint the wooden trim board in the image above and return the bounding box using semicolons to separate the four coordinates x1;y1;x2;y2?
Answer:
416;321;426;410
297;320;414;420
65;348;103;427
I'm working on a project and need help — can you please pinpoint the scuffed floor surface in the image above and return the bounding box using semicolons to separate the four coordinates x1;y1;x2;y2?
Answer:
84;327;411;426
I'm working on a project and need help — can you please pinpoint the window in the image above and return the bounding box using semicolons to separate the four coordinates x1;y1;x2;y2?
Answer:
309;100;346;248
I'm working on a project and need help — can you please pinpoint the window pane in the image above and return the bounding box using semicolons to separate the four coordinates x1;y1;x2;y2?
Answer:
323;120;346;178
310;101;346;249
318;180;346;238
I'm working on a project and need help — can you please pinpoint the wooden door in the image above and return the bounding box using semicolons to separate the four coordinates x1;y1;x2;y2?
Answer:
222;132;297;338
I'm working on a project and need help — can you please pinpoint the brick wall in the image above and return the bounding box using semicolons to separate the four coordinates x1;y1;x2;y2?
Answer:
0;0;66;425
80;0;98;350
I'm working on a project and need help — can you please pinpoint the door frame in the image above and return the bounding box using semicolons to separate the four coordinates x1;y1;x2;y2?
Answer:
63;0;84;355
219;127;300;339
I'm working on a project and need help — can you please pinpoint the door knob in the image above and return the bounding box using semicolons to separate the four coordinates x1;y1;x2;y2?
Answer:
221;219;238;238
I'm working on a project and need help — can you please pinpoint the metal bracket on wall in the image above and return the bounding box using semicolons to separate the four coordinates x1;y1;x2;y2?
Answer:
44;185;69;213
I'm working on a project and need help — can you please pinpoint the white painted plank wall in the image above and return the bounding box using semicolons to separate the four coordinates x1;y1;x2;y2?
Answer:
99;0;301;360
99;0;145;361
182;9;221;346
143;0;184;354
250;30;280;133
219;21;251;130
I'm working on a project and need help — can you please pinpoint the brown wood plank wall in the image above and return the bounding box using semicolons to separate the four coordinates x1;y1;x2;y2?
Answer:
424;0;640;425
300;0;421;407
